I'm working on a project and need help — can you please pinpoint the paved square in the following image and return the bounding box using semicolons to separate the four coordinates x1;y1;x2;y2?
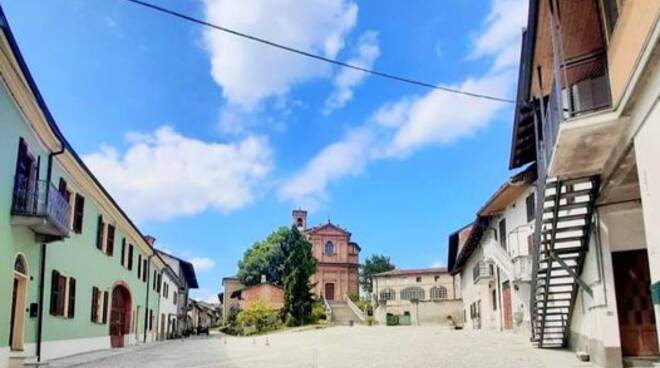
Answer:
49;326;596;368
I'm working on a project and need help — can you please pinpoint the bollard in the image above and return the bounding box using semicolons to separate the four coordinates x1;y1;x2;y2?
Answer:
265;337;269;346
252;337;256;344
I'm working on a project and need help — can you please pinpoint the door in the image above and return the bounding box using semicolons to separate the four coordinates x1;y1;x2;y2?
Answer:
325;283;335;301
502;282;513;330
613;250;659;356
9;256;28;351
160;314;165;340
110;286;131;348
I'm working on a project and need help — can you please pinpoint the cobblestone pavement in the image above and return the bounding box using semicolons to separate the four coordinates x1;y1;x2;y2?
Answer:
48;326;597;368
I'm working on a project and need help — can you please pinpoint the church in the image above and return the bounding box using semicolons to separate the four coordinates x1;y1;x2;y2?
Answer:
292;210;361;301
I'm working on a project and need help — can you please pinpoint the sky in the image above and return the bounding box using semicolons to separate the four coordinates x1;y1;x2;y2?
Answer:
3;0;528;302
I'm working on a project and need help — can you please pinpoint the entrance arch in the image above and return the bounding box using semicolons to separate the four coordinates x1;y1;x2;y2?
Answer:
9;254;28;351
109;284;131;348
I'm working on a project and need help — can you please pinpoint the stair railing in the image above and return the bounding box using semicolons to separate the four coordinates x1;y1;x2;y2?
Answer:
323;295;333;322
344;295;367;323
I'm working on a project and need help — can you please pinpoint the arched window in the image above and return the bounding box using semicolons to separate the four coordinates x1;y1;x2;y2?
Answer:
296;217;303;228
379;288;395;301
14;255;27;275
400;286;425;301
430;286;447;300
324;241;334;256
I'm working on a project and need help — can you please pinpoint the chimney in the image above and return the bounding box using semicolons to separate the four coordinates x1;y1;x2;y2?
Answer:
260;274;267;284
292;209;307;231
144;235;156;247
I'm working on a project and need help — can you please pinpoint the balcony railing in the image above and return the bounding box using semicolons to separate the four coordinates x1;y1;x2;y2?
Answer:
472;261;494;284
512;256;532;283
11;176;71;238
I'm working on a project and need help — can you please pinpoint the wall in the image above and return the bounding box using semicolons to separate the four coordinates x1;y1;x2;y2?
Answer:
306;225;359;299
239;284;284;310
158;271;179;339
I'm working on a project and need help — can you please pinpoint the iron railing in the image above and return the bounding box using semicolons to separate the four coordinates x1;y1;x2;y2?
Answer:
11;175;71;235
472;261;494;284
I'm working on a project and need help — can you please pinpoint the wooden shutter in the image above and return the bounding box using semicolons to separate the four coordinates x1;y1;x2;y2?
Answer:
57;275;67;316
102;291;109;324
526;193;535;222
91;287;99;322
153;270;157;290
138;254;142;279
128;244;134;271
50;270;60;315
106;225;115;256
96;215;104;250
73;194;85;233
67;278;76;318
121;238;126;267
143;260;148;282
58;178;69;200
499;218;507;249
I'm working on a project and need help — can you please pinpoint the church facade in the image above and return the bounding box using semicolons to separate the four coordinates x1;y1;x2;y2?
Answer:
292;210;360;300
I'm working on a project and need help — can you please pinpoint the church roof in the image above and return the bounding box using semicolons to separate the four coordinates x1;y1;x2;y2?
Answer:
374;267;448;277
304;222;351;236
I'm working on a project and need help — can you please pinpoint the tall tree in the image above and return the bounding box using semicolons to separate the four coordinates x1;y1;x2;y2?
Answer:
281;226;317;326
237;227;291;286
360;254;395;294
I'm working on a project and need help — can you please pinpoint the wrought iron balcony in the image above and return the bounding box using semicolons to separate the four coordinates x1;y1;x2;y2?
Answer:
472;261;494;285
11;176;70;240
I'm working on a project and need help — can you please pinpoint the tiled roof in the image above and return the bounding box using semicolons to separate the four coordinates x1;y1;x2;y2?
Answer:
304;221;351;236
374;267;447;277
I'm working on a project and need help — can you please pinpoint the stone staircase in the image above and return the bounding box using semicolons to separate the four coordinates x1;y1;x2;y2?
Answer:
328;301;363;325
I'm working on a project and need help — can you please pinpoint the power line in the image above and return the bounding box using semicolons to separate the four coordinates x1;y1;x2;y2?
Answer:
120;0;516;104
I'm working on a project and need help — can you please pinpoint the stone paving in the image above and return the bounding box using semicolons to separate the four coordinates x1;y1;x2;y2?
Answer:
48;326;597;368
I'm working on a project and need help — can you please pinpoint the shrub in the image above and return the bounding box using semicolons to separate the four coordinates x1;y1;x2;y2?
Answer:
311;301;327;323
236;301;281;334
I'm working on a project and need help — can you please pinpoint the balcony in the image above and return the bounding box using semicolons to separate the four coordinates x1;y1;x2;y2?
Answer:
472;261;494;285
11;176;70;241
512;256;532;283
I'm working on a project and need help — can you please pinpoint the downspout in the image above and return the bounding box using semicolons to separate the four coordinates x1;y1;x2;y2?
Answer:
37;145;65;362
143;254;154;343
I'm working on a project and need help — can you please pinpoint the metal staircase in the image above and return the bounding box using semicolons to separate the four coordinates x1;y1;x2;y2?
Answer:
530;176;599;348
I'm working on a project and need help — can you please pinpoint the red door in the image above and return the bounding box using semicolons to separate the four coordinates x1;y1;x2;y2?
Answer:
502;282;513;330
110;286;131;348
325;283;335;301
613;250;659;356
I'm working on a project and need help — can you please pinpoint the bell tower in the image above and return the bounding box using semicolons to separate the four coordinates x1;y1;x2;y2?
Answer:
292;209;307;231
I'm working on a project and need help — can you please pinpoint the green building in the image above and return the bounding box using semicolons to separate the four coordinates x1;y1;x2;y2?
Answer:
0;7;175;366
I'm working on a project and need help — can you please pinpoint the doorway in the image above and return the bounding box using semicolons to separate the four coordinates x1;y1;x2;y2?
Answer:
502;281;513;330
325;283;335;301
613;249;659;356
109;285;131;348
9;255;28;351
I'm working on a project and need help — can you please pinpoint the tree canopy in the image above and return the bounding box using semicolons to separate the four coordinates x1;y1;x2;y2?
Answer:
281;226;317;326
236;227;291;286
360;254;395;294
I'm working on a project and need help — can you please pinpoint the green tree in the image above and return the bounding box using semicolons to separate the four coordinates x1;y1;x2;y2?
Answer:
360;254;395;294
236;301;280;334
237;227;291;286
281;226;317;326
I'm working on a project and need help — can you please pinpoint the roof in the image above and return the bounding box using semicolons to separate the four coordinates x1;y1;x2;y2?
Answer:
447;223;474;272
450;217;487;275
0;6;168;270
349;241;361;252
477;164;536;216
374;267;447;277
156;250;199;289
305;222;351;236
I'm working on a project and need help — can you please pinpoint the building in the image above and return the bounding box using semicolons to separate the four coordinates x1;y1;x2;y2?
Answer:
221;276;244;323
157;258;185;340
292;210;360;301
372;268;461;326
188;300;219;333
509;1;659;366
0;7;170;366
231;281;284;310
157;250;199;336
449;167;536;333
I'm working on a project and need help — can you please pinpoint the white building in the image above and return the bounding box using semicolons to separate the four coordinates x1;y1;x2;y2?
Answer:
158;265;184;340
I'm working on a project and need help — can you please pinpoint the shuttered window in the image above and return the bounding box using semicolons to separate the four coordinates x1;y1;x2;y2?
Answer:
106;225;115;256
498;218;507;250
142;260;148;282
102;291;109;324
526;193;535;222
96;216;105;251
121;238;126;267
153;270;157;290
49;270;73;317
138;254;142;279
67;278;76;318
91;287;99;322
50;270;62;316
72;194;85;233
128;244;134;271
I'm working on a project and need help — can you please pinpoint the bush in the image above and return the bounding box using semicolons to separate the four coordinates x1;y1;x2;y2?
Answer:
236;301;281;334
311;301;327;323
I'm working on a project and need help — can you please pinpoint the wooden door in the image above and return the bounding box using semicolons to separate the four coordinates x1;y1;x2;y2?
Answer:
502;282;513;330
110;286;130;348
9;278;18;349
613;250;659;356
325;283;335;301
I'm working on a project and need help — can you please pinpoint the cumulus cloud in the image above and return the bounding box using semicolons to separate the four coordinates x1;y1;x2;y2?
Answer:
189;257;216;272
202;0;358;110
324;31;380;114
279;0;527;207
83;126;272;222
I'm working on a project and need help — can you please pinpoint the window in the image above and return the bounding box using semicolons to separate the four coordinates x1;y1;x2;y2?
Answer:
128;244;134;271
96;216;105;251
324;241;334;256
138;254;142;279
400;287;425;301
91;287;109;324
149;309;153;331
72;194;85;233
601;0;623;37
416;276;422;283
430;286;447;300
379;288;395;301
50;270;75;318
157;273;162;293
143;259;148;282
163;282;169;299
498;218;507;250
527;234;533;255
153;270;158;291
526;193;535;222
173;291;178;306
434;275;440;282
120;238;126;267
492;289;497;311
106;224;115;256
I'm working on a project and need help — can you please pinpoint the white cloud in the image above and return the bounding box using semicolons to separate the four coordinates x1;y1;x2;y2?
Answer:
202;0;358;110
430;261;444;268
324;31;380;114
83;126;272;222
189;257;216;272
279;0;526;208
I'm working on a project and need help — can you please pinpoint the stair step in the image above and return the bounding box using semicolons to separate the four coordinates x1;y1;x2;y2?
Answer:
544;203;590;213
542;213;589;224
542;225;587;235
544;189;594;202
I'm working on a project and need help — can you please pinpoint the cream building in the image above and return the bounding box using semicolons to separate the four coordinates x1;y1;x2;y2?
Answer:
372;268;461;325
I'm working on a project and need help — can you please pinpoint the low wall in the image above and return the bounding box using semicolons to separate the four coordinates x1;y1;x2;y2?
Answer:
375;299;463;325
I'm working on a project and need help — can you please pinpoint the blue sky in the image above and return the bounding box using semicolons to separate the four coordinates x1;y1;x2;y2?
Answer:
3;0;527;301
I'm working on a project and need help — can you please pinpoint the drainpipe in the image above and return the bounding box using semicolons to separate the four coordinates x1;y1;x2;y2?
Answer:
143;254;154;343
36;145;66;362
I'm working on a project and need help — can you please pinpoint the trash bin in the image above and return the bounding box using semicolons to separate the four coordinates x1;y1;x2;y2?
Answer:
386;313;398;326
399;313;411;325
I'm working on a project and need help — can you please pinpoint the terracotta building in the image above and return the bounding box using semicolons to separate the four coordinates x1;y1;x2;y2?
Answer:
292;210;360;301
232;282;284;310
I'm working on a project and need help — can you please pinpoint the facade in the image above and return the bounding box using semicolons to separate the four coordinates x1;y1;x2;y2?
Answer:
157;262;184;340
188;300;219;332
232;283;284;310
372;268;461;325
450;167;536;333
157;250;199;336
509;1;660;367
0;8;170;366
221;276;244;323
292;210;360;301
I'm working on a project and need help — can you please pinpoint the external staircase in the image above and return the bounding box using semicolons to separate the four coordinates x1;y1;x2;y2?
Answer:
328;300;364;325
530;175;599;348
482;238;514;281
